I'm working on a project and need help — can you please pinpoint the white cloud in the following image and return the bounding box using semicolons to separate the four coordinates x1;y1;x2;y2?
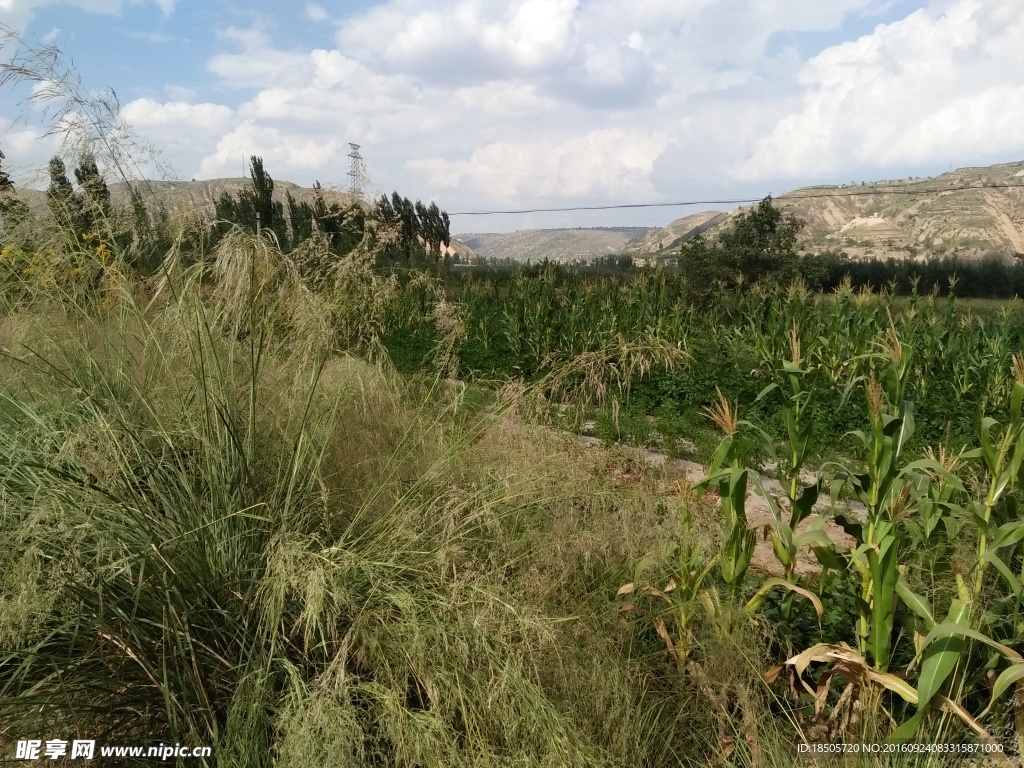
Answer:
108;0;903;217
733;0;1024;179
208;26;313;88
335;0;579;83
407;129;670;202
451;82;558;118
121;98;234;131
0;115;59;187
117;98;235;177
198;122;347;179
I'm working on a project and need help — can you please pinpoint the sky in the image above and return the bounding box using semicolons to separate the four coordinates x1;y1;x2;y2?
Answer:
1;0;1023;233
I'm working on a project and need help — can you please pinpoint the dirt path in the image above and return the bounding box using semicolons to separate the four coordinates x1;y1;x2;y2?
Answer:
580;436;861;577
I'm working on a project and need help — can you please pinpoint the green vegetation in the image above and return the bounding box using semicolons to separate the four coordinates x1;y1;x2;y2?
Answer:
1;226;717;766
7;171;1024;763
376;212;1024;759
679;196;805;289
6;34;1024;766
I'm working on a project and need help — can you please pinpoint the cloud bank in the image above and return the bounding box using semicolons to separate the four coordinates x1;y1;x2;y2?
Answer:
3;0;1024;229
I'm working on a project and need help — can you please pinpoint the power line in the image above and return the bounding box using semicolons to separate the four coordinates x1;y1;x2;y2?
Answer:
447;182;1024;216
451;197;763;215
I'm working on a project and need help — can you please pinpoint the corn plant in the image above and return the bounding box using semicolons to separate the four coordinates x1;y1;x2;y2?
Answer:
696;389;757;600
751;325;838;620
970;355;1024;603
617;480;716;676
616;481;774;767
823;325;916;674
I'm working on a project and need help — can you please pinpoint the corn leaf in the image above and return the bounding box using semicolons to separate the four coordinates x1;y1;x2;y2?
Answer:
745;578;823;620
915;599;968;709
922;623;1024;664
894;576;935;631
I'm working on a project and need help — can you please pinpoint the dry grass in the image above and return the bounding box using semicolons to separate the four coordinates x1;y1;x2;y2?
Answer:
0;232;767;767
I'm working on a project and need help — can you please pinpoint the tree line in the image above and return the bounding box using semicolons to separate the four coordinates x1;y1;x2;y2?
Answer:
211;156;451;265
677;197;1024;298
0;149;451;274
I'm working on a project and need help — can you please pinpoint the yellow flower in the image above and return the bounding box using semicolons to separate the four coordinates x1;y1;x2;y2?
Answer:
71;267;83;279
100;298;112;309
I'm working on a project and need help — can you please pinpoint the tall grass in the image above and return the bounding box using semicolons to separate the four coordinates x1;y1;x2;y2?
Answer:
1;227;761;766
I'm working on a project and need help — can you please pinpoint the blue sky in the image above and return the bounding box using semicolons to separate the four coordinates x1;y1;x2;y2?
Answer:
2;0;1023;232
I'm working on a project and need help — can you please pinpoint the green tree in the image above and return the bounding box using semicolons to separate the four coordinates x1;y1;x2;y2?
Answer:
46;155;86;235
375;192;450;263
0;148;31;235
310;182;362;254
286;190;314;245
213;188;248;242
419;200;451;252
241;156;287;247
680;196;804;289
212;156;288;248
0;148;12;197
124;184;173;273
393;192;417;258
73;151;111;232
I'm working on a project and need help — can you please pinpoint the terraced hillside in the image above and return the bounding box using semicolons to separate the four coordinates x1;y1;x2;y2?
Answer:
632;161;1024;262
776;161;1024;260
455;227;651;263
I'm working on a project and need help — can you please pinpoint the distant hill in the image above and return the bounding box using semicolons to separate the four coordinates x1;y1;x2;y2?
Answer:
454;227;651;263
123;178;325;218
12;177;328;219
634;161;1024;262
9;159;1023;264
624;211;728;254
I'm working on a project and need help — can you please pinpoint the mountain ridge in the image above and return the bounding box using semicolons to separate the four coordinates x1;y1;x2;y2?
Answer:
8;160;1024;263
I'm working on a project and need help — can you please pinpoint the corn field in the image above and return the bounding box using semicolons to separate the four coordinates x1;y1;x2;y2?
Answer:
388;265;1024;755
7;220;1024;763
380;267;1024;457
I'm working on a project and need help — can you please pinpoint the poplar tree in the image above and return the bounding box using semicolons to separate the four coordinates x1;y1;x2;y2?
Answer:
0;148;12;197
0;147;30;231
213;156;289;247
240;156;288;247
46;155;85;235
286;190;314;245
311;182;362;254
74;151;111;232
